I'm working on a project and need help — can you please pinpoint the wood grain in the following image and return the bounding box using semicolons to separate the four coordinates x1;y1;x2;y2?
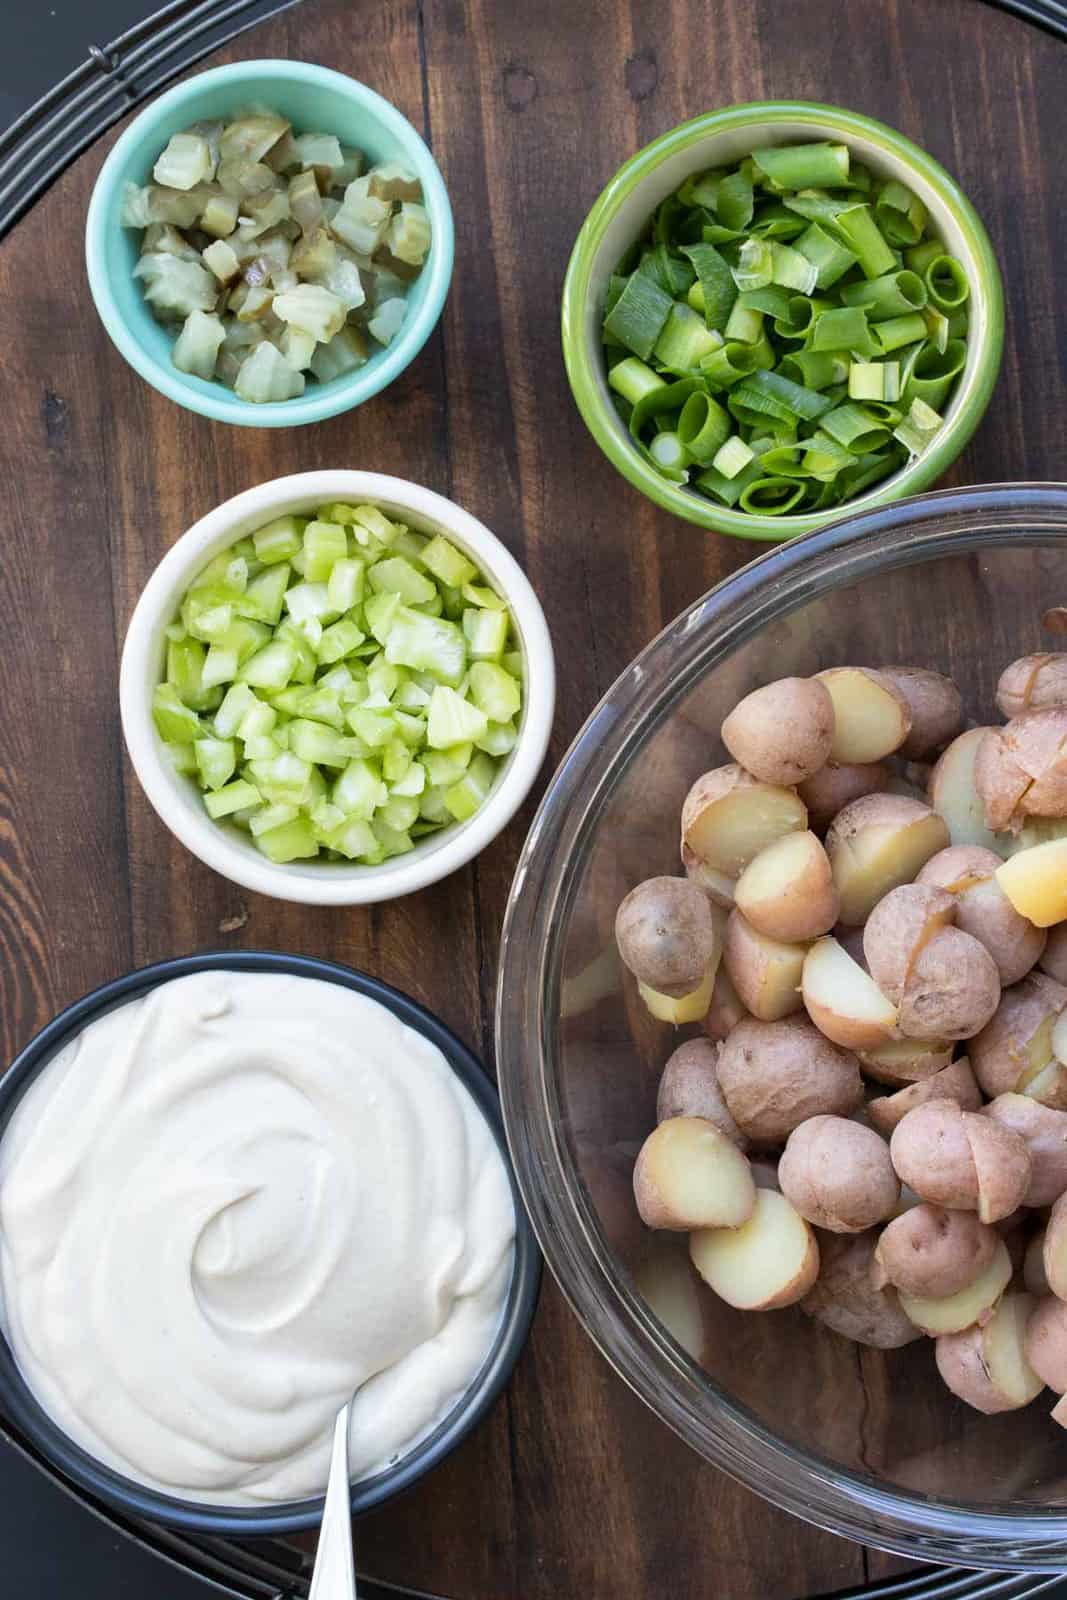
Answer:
0;0;1063;1595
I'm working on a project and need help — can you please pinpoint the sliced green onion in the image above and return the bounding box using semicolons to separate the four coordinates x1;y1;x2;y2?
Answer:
829;203;895;279
680;243;738;331
775;350;847;390
711;435;755;479
871;311;929;354
772;294;831;340
648;431;689;475
603;271;674;358
810;305;876;355
874;180;927;246
738;477;806;515
922;306;950;354
905;339;966;409
924;254;970;310
654;302;723;370
768;241;818;293
751;143;850;189
700;342;762;389
840;269;926;321
848;360;900;402
893;397;944;456
724;300;764;343
731;238;774;291
794;222;858;288
727;369;832;427
820;402;892;453
715;170;754;231
677;392;731;464
609;356;665;408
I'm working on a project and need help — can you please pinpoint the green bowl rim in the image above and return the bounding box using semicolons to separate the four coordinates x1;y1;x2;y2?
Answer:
560;99;1005;542
85;60;455;429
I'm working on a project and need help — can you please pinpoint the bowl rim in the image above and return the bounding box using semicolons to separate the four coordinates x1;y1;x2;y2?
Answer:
0;949;541;1535
560;99;1005;542
496;482;1067;1568
118;469;555;905
84;60;455;428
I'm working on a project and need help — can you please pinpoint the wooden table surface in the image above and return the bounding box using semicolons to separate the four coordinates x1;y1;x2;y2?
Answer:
1;1;1064;1596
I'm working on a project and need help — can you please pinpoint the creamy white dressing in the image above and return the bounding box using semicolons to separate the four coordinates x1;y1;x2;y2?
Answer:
0;971;515;1505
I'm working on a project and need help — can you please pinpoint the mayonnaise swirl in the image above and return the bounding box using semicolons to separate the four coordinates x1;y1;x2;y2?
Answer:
0;971;514;1504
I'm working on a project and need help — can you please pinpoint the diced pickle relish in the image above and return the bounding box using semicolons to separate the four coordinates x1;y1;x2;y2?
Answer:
155;503;524;863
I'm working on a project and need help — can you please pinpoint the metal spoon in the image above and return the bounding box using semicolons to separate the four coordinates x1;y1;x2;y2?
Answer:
308;1400;357;1600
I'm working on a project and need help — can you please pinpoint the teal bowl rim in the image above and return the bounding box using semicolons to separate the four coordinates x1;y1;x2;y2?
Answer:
560;100;1005;542
85;60;455;428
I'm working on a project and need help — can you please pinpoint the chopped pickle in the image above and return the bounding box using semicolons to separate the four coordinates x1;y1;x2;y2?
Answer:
160;501;525;864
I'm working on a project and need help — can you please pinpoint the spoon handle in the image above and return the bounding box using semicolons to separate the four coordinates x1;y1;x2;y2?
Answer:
308;1402;357;1600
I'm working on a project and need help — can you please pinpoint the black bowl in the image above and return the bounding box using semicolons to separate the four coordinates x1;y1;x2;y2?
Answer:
0;950;540;1535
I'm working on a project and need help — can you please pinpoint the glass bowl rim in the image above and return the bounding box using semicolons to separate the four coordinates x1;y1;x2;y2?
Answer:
496;481;1067;1568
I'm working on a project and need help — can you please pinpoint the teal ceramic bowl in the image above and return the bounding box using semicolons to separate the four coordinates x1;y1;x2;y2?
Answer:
85;61;454;428
561;101;1004;541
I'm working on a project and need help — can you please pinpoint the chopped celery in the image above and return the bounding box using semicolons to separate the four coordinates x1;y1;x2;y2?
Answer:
503;650;524;679
329;818;380;860
427;685;489;749
243;735;281;761
253;515;303;564
383;739;412;783
238;564;290;625
347;706;395;748
379;794;420;832
444;753;497;822
167;636;221;710
351;505;399;545
420;785;451;824
385;607;466;684
153;683;201;742
237;638;298;689
195;737;237;791
202;645;239;689
318;617;366;664
302;520;349;580
237;698;276;740
469;662;521;721
256;818;319;862
284;581;334;625
204;779;261;818
369;557;436;605
423;745;473;787
391;760;426;797
463;607;508;662
372;819;414;858
334;759;387;818
477;720;518;757
327;557;364;612
421;535;477;589
165;740;198;776
288;719;353;768
363;591;402;643
249;801;299;837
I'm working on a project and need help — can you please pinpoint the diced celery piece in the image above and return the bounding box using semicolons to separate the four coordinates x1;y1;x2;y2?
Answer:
364;591;402;643
503;650;524;679
253;515;304;564
391;760;426;797
347;706;395;748
303;520;350;581
383;739;412;783
384;606;466;685
238;638;298;689
476;719;518;757
243;735;280;761
237;698;277;740
275;621;318;684
213;682;256;737
379;794;420;832
317;663;354;693
423;744;473;787
469;661;522;722
270;686;311;716
284;581;335;625
165;740;198;776
351;505;399;547
204;779;261;819
414;590;443;618
202;644;238;688
288;719;353;768
255;818;319;862
167;636;221;710
391;529;428;563
183;598;233;641
392;710;427;747
395;678;431;711
249;801;299;837
334;759;387;819
250;752;314;804
462;582;506;611
236;564;290;625
309;799;348;843
195;737;237;791
220;617;271;663
462;607;509;662
165;621;187;643
153;683;202;742
367;659;402;700
318;617;366;664
427;686;489;749
439;585;465;621
327;557;365;613
299;687;346;728
368;556;436;606
420;534;477;589
173;310;225;379
295;614;323;652
327;817;380;861
190;553;246;596
444;752;497;822
372;818;414;857
420;785;451;823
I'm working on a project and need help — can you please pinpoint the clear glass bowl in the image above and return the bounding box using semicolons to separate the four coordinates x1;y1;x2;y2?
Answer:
497;483;1067;1570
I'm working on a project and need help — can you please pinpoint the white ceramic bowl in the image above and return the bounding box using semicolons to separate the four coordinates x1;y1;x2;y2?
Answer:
120;472;555;904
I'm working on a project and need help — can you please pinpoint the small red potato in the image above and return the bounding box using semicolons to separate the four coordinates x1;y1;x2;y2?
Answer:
720;677;834;785
889;1101;1031;1221
1025;1231;1050;1298
633;1117;757;1231
615;876;719;998
996;654;1067;720
1025;1294;1067;1392
936;1291;1044;1412
866;1057;982;1135
797;761;890;834
855;1036;955;1086
983;1094;1067;1207
722;911;807;1023
1043;1190;1067;1302
897;1239;1012;1335
918;845;1046;986
815;667;912;763
657;1039;748;1150
894;926;1002;1043
875;1204;998;1299
702;966;748;1042
997;839;1067;929
970;972;1067;1098
862;883;956;1003
928;726;1005;853
733;831;838;944
801;936;897;1050
681;766;807;880
778;1115;899;1232
1041;925;1067;986
825;794;950;926
879;666;963;761
689;1187;819;1310
800;1231;921;1348
716;1016;864;1143
976;709;1067;832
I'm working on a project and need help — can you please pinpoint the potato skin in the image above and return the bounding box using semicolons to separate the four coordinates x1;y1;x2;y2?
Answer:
722;911;807;1023
918;845;1046;987
935;1294;1042;1414
800;1231;921;1348
721;678;834;786
896;926;1002;1043
733;831;838;944
856;1036;955;1087
866;1057;982;1135
977;710;1067;831
717;1017;864;1143
702;966;748;1042
889;1100;979;1209
797;762;890;834
632;1117;756;1231
778;1115;899;1232
965;1115;1032;1224
863;883;956;1004
974;727;1031;833
879;666;963;761
1024;1295;1067;1392
615;876;717;997
825;793;950;926
876;1203;998;1298
657;1039;748;1150
970;972;1067;1098
1040;925;1067;987
983;1094;1067;1208
997;654;1067;720
1044;1190;1067;1302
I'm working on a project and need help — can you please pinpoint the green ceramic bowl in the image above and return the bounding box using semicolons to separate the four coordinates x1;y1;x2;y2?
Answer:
561;101;1004;541
86;61;454;428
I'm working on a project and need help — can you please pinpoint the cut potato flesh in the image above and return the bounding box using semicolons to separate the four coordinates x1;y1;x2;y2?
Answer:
734;830;837;944
689;1188;819;1311
639;966;717;1024
929;727;1006;854
634;1244;707;1360
1022;1058;1067;1112
802;937;897;1050
723;913;807;1023
684;787;807;878
856;1036;954;1086
984;1293;1045;1406
817;668;911;763
899;1240;1012;1335
1044;1199;1067;1301
634;1117;756;1231
997;841;1067;928
833;813;951;926
1055;1010;1067;1065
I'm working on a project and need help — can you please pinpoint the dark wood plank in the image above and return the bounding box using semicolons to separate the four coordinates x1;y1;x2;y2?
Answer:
0;0;1063;1596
